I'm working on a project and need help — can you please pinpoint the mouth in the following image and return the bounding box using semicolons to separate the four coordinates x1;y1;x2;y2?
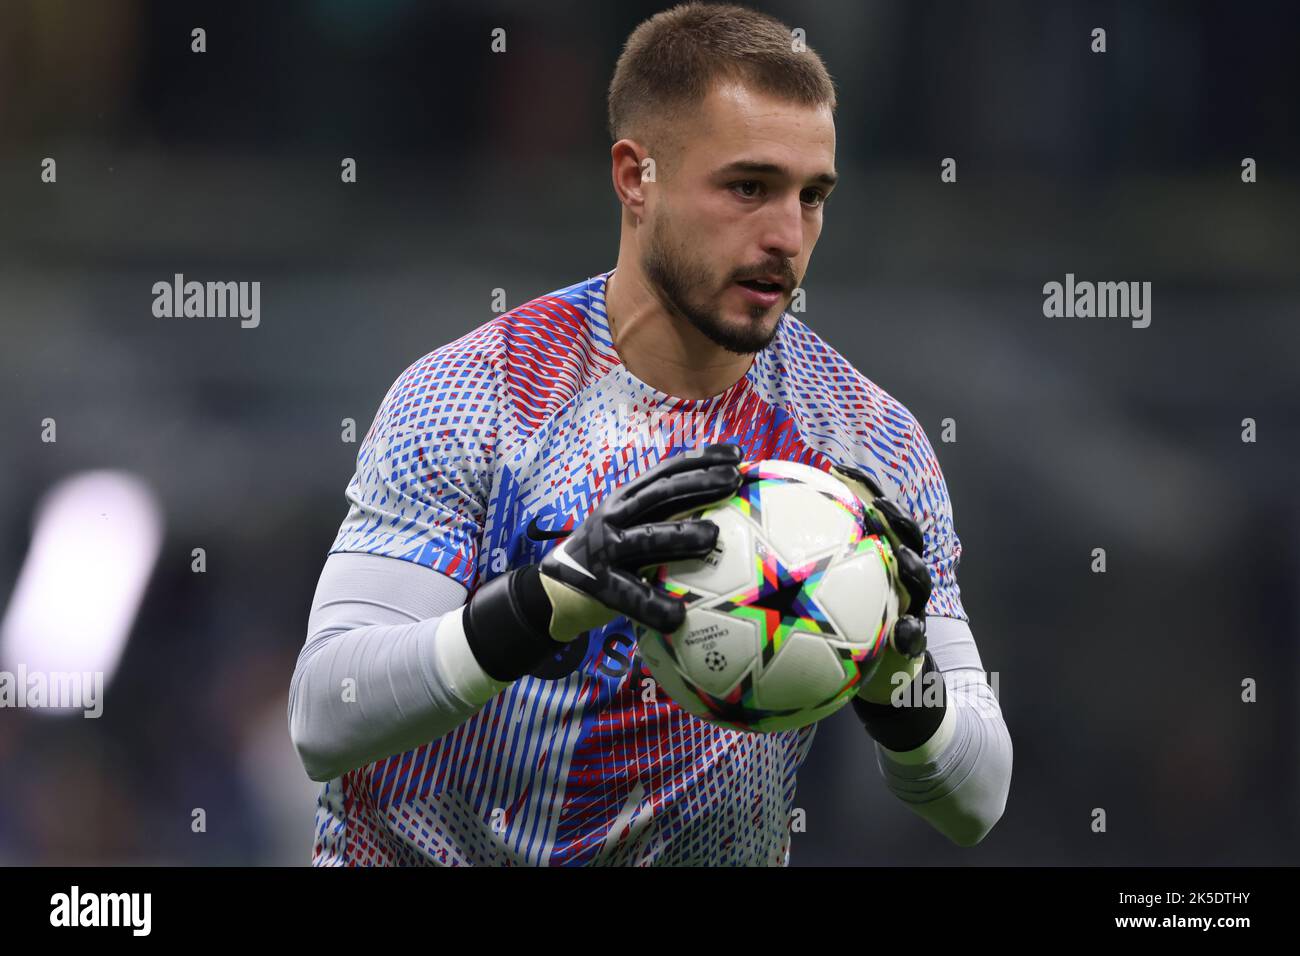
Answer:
733;277;787;308
735;277;786;294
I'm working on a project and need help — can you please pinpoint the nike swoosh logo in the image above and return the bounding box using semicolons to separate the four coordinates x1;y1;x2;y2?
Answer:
526;516;573;541
550;542;597;581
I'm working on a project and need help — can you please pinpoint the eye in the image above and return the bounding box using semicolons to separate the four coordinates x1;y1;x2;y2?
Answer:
730;180;765;199
801;188;828;208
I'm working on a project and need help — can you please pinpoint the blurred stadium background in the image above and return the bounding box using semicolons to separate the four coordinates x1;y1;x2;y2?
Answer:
0;0;1297;864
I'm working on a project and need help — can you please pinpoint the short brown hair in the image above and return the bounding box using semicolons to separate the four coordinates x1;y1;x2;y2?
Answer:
607;2;837;158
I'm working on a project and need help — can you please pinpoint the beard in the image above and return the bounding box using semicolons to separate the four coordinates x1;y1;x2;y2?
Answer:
641;206;786;356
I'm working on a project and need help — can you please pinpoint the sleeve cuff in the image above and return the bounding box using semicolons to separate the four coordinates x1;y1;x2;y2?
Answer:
877;692;958;764
849;650;948;751
434;606;510;707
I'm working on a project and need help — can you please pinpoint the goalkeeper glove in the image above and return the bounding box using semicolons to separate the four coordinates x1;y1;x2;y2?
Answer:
828;463;933;706
462;442;744;682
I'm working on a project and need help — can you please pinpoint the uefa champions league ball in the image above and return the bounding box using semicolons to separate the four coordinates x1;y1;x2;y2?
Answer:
635;458;901;733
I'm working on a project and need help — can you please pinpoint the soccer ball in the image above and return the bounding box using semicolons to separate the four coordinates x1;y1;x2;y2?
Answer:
635;458;901;733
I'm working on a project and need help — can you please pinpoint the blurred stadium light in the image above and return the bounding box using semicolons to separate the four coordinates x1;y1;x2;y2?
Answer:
0;470;163;710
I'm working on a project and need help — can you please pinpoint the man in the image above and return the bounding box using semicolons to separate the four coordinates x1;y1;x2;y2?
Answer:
289;2;1011;866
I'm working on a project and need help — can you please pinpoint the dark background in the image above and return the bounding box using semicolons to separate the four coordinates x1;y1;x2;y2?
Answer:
0;0;1296;864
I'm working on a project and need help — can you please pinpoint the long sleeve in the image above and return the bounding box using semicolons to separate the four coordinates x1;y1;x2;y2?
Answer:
869;616;1012;847
287;551;507;782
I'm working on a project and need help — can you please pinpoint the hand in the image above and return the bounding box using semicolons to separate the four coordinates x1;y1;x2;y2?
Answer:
537;442;744;637
463;443;744;682
829;463;933;705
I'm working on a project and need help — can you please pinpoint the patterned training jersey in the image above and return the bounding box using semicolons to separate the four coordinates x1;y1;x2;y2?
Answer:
314;268;968;866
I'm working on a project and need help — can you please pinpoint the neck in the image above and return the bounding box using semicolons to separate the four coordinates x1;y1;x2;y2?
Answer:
604;257;756;402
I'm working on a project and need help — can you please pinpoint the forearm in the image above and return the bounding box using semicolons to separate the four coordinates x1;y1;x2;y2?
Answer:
869;668;1012;847
288;552;507;782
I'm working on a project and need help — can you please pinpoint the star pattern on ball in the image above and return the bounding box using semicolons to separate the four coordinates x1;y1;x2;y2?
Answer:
713;537;841;661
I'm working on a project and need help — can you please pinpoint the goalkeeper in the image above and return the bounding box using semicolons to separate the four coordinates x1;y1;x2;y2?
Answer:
290;2;1010;866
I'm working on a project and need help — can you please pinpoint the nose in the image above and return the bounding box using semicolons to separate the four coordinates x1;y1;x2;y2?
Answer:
760;192;804;264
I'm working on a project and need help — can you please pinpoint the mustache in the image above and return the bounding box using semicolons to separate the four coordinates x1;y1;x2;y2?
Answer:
732;264;797;290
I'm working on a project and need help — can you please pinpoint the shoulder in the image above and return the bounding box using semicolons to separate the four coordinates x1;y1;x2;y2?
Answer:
375;321;506;426
373;273;614;445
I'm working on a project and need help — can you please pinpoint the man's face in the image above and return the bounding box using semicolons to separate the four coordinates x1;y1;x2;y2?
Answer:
641;81;837;355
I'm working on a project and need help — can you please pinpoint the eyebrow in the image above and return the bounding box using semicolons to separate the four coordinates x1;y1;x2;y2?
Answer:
714;160;838;188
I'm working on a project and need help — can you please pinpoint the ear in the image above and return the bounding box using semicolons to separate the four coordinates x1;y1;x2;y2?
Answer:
611;139;651;218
